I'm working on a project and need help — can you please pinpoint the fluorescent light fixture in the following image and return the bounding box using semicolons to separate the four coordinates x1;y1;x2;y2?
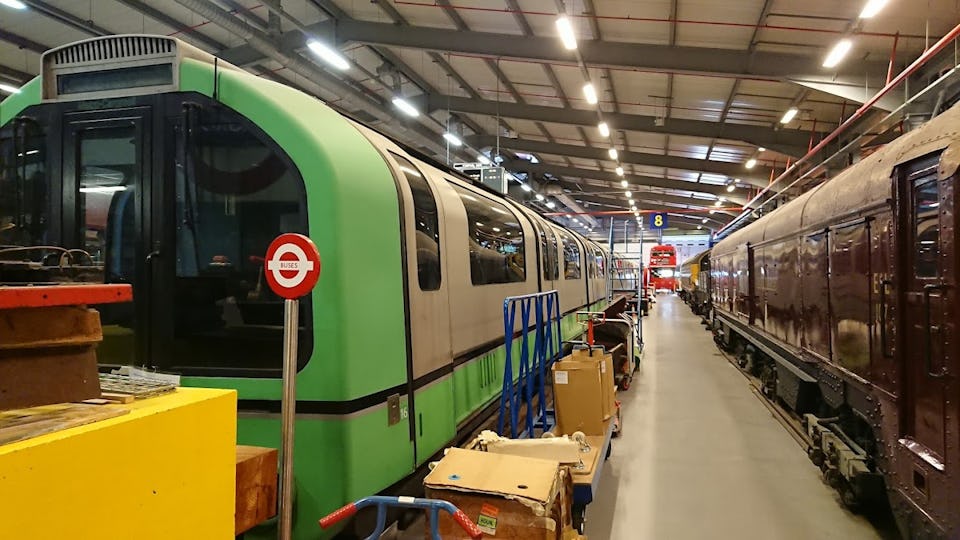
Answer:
392;97;420;117
477;154;492;165
573;219;580;224
546;201;556;209
80;185;127;194
628;198;634;204
307;41;350;70
823;39;853;68
621;180;628;188
583;83;598;105
757;147;766;152
727;184;736;192
608;148;618;160
556;16;578;50
0;83;20;94
697;225;703;230
714;200;722;207
859;0;889;18
0;0;26;9
521;183;533;192
702;218;708;223
631;205;637;211
745;158;757;169
598;122;610;137
476;222;484;227
719;197;726;202
780;107;798;124
536;194;545;201
625;191;632;197
634;211;640;217
615;166;624;176
443;132;462;146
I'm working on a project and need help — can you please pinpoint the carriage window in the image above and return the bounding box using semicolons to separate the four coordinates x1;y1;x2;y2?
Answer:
560;232;581;279
171;103;310;372
914;178;940;278
595;248;606;277
391;154;440;291
454;185;525;285
0;121;49;250
539;227;559;281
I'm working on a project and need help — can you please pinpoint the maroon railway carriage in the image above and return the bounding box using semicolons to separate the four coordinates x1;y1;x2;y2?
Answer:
710;102;960;538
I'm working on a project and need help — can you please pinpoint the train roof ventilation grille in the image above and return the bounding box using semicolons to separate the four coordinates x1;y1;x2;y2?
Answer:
51;36;175;66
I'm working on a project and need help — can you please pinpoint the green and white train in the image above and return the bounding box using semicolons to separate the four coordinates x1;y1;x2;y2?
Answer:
0;35;610;538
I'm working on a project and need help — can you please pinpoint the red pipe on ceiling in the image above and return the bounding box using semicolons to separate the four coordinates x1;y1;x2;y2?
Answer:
717;22;960;237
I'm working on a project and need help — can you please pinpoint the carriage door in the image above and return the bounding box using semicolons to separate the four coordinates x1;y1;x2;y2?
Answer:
63;107;153;365
898;151;956;500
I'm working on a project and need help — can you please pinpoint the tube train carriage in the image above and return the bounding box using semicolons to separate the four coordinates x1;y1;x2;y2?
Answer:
0;36;610;538
708;94;960;538
678;250;710;316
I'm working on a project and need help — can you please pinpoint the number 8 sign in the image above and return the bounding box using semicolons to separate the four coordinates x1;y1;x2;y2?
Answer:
649;212;668;229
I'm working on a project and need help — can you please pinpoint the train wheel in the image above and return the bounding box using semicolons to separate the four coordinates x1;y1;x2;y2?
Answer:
572;505;586;534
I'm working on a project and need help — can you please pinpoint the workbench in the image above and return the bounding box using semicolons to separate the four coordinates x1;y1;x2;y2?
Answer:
0;387;237;540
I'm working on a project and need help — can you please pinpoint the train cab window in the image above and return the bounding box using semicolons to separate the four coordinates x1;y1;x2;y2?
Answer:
913;177;940;278
79;126;136;268
453;185;525;285
560;232;581;279
171;102;310;373
594;248;606;277
0;121;49;250
391;154;440;291
540;227;559;281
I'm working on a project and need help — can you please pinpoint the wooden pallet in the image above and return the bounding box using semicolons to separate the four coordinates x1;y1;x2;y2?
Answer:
0;403;129;446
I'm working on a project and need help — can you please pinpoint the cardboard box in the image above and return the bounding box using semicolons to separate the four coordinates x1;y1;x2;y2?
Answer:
571;347;616;420
552;358;605;436
424;448;565;539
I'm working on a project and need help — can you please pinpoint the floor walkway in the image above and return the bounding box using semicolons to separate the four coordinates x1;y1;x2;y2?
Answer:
586;294;882;540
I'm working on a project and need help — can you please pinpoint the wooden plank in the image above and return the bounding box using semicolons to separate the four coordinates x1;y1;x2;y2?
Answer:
99;392;135;404
0;349;101;410
235;445;278;535
0;306;102;350
0;403;128;446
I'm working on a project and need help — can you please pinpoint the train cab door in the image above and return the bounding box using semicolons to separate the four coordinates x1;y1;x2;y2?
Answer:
62;106;155;365
896;151;957;523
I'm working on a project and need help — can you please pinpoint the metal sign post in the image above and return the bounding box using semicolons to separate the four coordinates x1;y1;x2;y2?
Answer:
264;233;322;540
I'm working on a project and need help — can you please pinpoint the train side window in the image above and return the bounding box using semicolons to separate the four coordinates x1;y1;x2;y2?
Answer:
913;177;940;278
391;154;440;291
594;248;605;277
540;227;559;281
453;185;525;285
0;121;49;249
560;231;581;279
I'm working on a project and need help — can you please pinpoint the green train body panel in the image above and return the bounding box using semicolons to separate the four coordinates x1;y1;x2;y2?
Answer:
179;59;408;402
0;54;612;540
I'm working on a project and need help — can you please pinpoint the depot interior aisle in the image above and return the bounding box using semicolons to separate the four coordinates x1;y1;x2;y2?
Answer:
588;295;882;540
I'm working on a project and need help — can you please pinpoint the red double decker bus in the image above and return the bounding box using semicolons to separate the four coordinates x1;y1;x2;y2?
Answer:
647;244;678;292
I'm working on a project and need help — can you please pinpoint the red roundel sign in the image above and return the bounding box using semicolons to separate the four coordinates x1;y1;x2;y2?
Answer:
264;233;321;299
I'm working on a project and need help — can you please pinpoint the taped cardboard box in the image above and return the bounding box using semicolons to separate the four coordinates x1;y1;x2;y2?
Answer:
571;347;616;419
424;448;567;539
552;359;605;436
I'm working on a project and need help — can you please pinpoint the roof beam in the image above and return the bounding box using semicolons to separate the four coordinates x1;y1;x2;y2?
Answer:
219;19;888;82
506;161;749;204
0;29;47;54
0;64;33;84
423;94;811;157
482;137;769;188
20;0;110;36
113;0;228;51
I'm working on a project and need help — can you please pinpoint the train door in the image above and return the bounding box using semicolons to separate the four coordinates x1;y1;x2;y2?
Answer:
896;151;957;521
62;106;154;364
388;154;454;465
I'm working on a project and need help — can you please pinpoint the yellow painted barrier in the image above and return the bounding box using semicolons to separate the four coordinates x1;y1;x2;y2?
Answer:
0;387;237;539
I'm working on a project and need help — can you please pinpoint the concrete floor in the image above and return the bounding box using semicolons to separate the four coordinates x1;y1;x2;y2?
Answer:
585;294;882;540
